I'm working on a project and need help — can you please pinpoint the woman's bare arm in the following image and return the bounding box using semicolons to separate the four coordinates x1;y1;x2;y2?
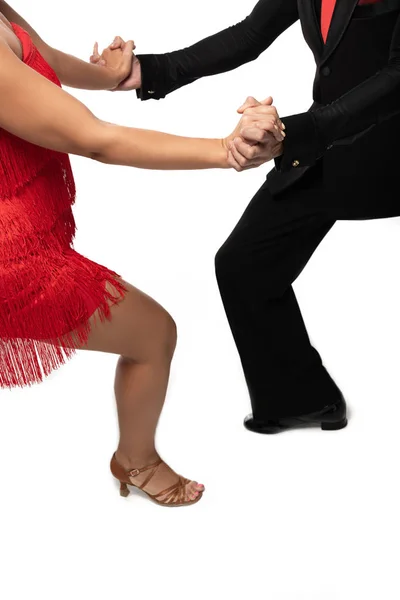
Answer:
0;38;231;170
0;0;129;89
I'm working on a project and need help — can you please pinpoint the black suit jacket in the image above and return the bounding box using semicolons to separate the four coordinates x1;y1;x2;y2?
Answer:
136;0;400;218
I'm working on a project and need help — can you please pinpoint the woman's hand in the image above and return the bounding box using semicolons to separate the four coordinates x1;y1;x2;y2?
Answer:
90;37;142;91
223;96;286;171
90;38;136;90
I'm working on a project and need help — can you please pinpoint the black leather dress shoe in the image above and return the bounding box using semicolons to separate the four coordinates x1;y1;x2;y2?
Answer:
244;394;347;434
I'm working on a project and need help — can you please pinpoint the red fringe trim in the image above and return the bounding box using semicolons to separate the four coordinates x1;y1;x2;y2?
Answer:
0;268;128;389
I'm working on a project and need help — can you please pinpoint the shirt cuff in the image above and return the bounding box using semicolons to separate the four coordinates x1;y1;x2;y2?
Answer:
135;54;168;101
274;110;328;172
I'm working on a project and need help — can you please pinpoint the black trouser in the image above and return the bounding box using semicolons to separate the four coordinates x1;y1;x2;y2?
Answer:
215;161;343;420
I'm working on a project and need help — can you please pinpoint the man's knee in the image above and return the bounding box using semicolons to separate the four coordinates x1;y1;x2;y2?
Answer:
215;239;285;300
215;240;238;282
215;237;266;282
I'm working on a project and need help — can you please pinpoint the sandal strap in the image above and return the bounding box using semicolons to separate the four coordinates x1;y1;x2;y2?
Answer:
153;475;189;504
128;458;162;479
153;481;181;500
137;463;162;491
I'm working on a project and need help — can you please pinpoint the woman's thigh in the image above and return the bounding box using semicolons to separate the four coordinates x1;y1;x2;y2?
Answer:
65;279;176;362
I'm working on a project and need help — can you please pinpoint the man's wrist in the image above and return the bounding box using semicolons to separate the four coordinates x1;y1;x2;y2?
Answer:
135;54;167;100
274;112;323;171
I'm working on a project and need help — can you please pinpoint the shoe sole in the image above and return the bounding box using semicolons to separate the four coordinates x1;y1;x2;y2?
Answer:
321;417;348;431
121;483;204;507
244;417;348;434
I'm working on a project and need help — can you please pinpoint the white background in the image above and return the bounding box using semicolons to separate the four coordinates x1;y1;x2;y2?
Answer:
1;1;400;599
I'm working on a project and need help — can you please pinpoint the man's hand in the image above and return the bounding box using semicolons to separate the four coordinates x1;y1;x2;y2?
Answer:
90;36;142;91
225;96;286;171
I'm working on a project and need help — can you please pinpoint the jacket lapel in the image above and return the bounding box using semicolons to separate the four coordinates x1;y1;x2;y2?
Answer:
321;0;360;63
298;0;360;64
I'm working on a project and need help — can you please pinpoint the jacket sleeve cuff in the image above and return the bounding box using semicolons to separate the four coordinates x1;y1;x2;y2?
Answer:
274;111;327;172
135;54;168;101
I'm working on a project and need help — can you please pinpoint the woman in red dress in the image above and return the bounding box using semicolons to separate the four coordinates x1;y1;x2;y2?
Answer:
0;1;284;506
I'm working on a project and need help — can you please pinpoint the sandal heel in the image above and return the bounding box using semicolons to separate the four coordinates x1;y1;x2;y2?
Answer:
119;481;130;497
321;418;348;431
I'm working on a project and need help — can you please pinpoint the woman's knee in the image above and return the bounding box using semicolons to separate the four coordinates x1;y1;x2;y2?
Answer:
143;306;177;363
120;307;177;364
161;311;178;361
84;280;178;363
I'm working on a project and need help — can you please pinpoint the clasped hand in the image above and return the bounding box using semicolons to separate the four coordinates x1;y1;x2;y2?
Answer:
90;39;137;89
90;38;286;171
225;96;285;171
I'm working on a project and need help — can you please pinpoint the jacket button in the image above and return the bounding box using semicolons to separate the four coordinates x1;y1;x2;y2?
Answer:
321;66;331;76
292;159;300;167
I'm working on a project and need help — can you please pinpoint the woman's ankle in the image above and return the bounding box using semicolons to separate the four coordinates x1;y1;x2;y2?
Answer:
115;447;159;470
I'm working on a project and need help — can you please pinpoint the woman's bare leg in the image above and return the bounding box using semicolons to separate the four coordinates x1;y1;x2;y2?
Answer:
71;279;204;502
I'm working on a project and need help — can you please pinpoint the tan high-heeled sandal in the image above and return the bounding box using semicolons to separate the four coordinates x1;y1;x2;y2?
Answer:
110;452;204;507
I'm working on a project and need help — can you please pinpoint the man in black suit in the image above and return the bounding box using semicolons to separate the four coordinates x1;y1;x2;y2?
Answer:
93;0;400;433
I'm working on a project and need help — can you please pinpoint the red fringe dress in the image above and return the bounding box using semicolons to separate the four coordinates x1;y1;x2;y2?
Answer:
0;23;127;388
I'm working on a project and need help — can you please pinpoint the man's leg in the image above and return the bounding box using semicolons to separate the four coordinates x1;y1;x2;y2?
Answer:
215;164;344;425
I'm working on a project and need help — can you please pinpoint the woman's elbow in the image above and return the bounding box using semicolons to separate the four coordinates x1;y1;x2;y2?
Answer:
71;119;112;163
